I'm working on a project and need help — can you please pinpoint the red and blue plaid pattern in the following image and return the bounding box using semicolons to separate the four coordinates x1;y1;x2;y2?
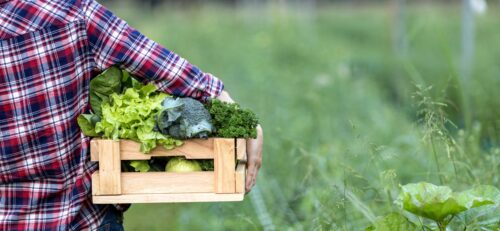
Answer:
0;0;223;230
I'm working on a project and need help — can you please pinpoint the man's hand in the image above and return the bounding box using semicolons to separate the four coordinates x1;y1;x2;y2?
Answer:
245;124;263;192
215;90;263;193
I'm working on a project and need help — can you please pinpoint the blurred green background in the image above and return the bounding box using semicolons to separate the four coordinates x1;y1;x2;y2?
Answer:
100;0;500;230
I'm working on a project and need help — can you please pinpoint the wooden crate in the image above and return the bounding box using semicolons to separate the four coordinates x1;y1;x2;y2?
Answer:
90;138;246;203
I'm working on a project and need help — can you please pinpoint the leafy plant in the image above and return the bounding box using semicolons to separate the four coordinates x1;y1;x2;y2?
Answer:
95;84;182;153
367;183;499;231
207;99;259;138
77;114;100;137
88;66;123;117
129;160;151;173
79;66;183;153
397;182;494;230
365;213;419;231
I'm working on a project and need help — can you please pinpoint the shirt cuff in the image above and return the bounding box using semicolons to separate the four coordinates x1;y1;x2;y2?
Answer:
198;73;224;102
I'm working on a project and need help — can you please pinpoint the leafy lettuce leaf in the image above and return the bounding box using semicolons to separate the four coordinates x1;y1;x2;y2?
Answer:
80;66;183;153
94;83;182;153
77;114;100;137
397;182;495;222
456;185;500;228
365;213;420;231
89;66;123;117
129;160;150;172
461;185;500;204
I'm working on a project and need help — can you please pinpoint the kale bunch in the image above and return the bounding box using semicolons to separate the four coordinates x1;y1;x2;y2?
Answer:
207;99;259;138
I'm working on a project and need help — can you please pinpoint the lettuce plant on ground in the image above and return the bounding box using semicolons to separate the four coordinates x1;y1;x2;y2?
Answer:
366;182;500;231
365;213;419;231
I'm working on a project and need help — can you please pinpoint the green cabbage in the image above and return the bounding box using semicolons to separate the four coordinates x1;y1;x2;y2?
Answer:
165;157;202;172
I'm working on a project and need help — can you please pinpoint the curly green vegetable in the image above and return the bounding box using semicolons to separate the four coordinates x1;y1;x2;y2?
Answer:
207;99;259;138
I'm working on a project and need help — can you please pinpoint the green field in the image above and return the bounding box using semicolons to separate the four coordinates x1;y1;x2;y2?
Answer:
103;2;500;230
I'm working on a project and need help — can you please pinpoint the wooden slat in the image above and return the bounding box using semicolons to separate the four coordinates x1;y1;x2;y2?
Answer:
236;139;247;161
92;172;213;195
214;139;236;193
91;173;100;195
235;163;246;193
91;139;217;161
98;140;121;195
121;139;216;160
92;193;244;204
90;140;99;161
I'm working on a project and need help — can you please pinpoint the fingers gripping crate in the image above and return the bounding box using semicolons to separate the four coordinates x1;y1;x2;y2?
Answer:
90;138;246;203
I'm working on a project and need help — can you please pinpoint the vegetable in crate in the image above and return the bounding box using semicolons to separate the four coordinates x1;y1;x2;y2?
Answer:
128;157;212;173
128;158;168;172
78;67;259;172
129;160;150;173
88;67;122;117
157;97;214;139
165;157;202;172
77;67;182;153
207;99;259;138
95;84;183;153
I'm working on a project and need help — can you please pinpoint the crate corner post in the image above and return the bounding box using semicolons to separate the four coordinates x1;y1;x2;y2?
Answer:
95;139;122;196
214;138;236;194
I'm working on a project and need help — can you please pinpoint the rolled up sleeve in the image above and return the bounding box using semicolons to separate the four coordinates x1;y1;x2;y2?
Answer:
82;0;223;101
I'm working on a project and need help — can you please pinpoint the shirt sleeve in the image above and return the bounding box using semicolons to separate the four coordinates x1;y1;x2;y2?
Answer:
81;0;223;101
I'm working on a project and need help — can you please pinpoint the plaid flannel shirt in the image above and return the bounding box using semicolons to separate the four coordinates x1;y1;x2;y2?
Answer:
0;0;224;230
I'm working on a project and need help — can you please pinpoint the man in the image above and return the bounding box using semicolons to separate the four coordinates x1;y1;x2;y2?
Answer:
0;0;263;230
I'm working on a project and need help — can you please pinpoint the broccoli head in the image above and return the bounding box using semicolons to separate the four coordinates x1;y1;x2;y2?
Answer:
157;97;214;139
